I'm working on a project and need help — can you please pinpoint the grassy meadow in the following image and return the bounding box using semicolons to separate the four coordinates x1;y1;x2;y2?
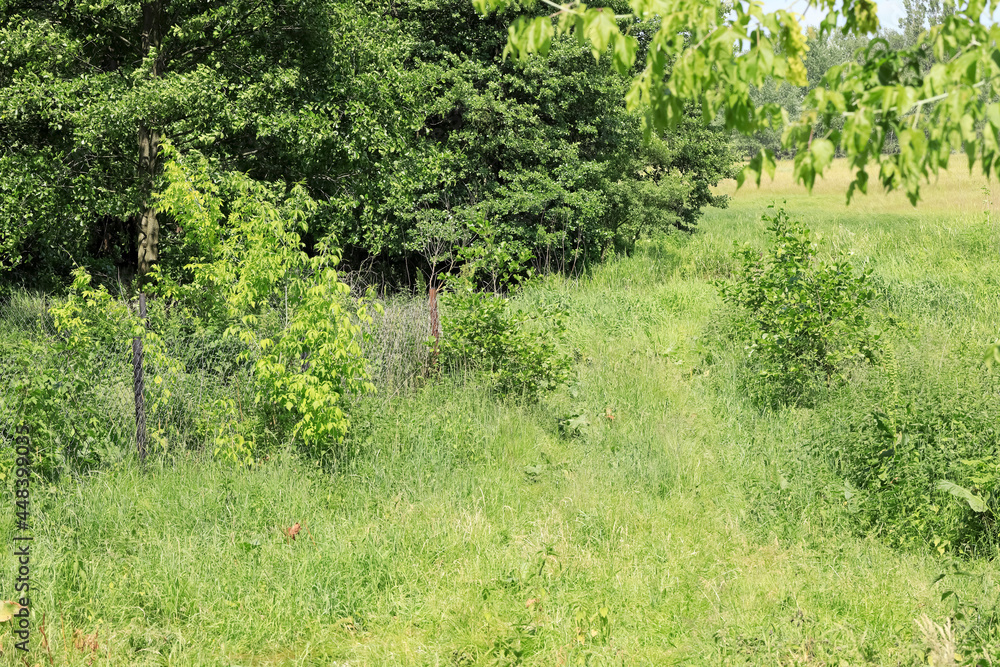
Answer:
4;159;1000;665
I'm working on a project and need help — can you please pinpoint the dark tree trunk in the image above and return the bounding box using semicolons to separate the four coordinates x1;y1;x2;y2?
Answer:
137;126;160;277
137;0;164;280
134;1;165;460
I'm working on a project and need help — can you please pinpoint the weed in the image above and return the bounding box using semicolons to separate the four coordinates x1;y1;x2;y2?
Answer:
812;355;1000;552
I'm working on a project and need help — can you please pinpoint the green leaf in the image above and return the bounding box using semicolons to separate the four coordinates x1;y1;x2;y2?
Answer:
936;480;987;513
506;16;554;60
581;8;619;61
809;138;835;174
612;34;638;75
736;165;757;189
761;149;777;181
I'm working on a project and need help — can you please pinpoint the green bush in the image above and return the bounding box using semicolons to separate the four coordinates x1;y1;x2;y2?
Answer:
811;351;1000;553
154;147;377;462
438;277;572;399
1;332;132;481
718;205;880;407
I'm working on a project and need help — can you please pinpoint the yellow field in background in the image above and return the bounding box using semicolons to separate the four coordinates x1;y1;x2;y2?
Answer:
715;157;1000;219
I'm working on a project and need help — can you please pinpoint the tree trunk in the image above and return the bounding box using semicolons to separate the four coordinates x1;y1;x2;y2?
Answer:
137;126;160;276
134;1;164;461
137;0;164;280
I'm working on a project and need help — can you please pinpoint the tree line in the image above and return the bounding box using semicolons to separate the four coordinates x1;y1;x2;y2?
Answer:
0;0;735;294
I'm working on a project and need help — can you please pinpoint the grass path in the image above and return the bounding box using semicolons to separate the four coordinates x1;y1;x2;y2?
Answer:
4;160;1000;665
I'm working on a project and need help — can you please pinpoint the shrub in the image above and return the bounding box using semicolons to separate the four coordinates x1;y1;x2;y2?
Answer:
154;146;377;462
438;276;571;399
2;318;134;481
811;350;1000;553
718;205;880;407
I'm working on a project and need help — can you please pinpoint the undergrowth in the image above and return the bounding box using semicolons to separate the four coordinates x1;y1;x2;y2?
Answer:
2;161;1000;663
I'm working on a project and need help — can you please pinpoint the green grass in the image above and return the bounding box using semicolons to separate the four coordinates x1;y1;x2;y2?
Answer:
4;159;1000;664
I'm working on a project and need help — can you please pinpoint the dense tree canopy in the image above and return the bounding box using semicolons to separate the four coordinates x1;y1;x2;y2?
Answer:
0;0;735;292
0;0;409;285
356;0;734;280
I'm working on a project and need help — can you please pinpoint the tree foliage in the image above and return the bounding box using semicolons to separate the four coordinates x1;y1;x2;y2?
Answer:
153;146;376;460
0;0;736;291
338;0;735;281
733;0;950;160
486;0;1000;206
0;0;417;285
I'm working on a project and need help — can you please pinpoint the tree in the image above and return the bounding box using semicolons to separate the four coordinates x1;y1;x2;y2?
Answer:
0;0;416;287
343;0;735;283
481;0;1000;206
899;0;954;49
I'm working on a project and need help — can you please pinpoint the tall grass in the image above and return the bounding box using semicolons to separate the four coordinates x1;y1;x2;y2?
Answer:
1;159;999;663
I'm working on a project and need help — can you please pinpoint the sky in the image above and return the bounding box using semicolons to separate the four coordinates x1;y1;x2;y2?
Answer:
757;0;979;30
757;0;905;29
